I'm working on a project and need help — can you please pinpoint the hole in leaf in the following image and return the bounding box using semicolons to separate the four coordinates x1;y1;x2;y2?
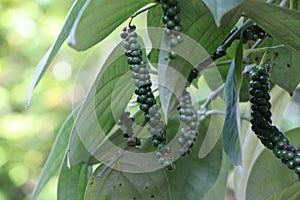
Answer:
90;181;94;185
150;195;155;198
287;64;291;68
119;183;122;187
145;182;149;189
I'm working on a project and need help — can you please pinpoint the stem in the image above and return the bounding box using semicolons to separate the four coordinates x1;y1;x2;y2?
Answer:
214;60;233;67
212;19;253;60
204;110;250;121
243;45;285;56
242;63;257;74
251;39;263;50
258;51;270;66
130;3;158;19
199;84;225;112
195;19;253;72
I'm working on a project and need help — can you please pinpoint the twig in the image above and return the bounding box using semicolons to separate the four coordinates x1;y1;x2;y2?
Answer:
130;3;158;19
258;51;270;66
243;45;285;56
199;83;225;112
211;19;253;60
195;19;253;72
203;109;250;121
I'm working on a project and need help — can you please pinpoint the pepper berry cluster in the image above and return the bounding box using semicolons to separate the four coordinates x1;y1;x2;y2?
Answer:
117;110;141;147
121;24;156;118
148;104;175;170
120;24;175;170
240;24;267;43
160;0;183;59
177;89;199;156
249;64;300;180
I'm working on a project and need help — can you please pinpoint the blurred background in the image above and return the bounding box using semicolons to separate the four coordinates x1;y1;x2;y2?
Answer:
1;1;300;200
0;0;91;199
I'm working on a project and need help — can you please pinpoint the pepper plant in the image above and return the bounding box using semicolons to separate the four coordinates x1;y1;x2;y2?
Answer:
29;0;300;199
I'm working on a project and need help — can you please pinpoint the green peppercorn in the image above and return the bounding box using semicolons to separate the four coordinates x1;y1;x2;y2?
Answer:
250;80;262;89
293;157;300;165
295;166;300;174
287;160;295;169
286;151;295;160
140;104;150;112
169;51;177;59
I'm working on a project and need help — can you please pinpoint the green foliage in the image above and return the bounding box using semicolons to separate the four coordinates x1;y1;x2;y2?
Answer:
68;43;134;166
241;0;300;55
222;40;243;165
85;148;171;200
57;156;90;200
23;0;300;200
269;44;300;94
246;128;300;200
68;0;155;51
203;0;243;26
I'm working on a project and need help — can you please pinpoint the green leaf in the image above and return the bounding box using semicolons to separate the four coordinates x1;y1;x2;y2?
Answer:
198;98;225;158
222;40;243;166
234;86;292;200
68;0;153;51
58;155;91;200
85;148;171;200
246;128;300;200
203;0;243;26
147;1;241;60
147;1;240;119
26;0;86;106
167;118;223;200
67;43;134;166
31;108;78;200
179;1;241;55
241;0;300;55
157;37;195;121
202;153;232;200
269;43;300;95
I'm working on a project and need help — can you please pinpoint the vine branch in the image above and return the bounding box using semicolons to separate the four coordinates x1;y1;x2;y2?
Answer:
195;19;253;72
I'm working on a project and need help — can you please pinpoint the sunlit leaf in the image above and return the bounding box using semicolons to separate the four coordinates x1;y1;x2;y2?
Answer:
203;0;243;26
242;0;300;55
85;148;171;200
58;155;91;200
246;128;300;200
26;0;86;106
222;40;243;166
68;0;154;51
31;108;78;200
